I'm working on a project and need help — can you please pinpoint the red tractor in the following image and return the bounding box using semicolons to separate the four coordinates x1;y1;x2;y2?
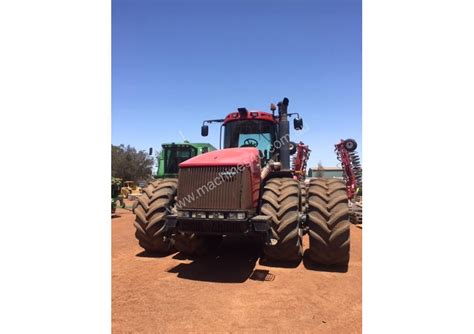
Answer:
134;98;350;265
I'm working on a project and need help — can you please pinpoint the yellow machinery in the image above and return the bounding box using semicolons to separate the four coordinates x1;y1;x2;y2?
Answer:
120;181;142;199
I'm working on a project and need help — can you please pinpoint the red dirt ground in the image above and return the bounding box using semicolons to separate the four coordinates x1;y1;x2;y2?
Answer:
112;202;362;333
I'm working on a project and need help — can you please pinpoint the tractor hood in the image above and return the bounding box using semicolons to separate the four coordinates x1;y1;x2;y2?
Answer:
179;147;260;168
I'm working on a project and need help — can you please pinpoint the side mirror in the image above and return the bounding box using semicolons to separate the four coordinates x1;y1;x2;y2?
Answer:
293;118;303;130
149;147;153;155
201;125;209;136
289;141;297;155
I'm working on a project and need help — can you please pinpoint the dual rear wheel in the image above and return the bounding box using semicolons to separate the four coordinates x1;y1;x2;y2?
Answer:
260;177;350;265
134;179;177;253
133;178;219;255
306;178;351;265
261;178;303;262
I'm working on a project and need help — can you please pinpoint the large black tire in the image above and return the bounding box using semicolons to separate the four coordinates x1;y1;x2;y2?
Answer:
261;178;303;262
134;178;178;253
174;233;222;256
307;178;350;265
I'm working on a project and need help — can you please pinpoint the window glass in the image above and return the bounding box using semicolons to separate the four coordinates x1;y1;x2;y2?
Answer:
164;146;197;174
224;120;276;162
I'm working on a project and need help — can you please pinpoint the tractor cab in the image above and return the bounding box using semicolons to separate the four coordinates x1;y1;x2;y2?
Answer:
201;106;303;168
154;142;216;178
223;112;277;166
162;144;197;175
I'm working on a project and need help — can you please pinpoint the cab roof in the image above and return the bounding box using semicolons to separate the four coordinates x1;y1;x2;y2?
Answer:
223;110;277;125
161;142;216;150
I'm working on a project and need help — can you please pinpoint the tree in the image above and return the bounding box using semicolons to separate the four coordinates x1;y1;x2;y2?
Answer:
112;144;154;181
315;161;324;178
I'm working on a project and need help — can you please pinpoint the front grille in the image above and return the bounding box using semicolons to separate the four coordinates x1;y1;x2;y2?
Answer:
179;219;249;234
177;166;252;210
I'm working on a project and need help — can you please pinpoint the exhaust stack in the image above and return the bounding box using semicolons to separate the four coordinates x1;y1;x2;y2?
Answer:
277;97;290;170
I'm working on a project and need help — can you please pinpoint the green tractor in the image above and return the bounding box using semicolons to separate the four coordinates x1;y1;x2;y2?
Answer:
111;177;125;214
133;142;216;214
152;141;216;179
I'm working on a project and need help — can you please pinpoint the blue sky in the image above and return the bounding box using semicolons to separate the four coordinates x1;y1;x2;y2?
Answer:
112;0;361;167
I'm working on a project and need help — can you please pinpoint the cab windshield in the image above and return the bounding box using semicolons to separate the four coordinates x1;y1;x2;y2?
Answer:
223;120;277;162
164;146;197;174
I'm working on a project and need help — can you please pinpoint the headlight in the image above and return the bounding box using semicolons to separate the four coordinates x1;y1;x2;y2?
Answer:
191;211;207;219
177;211;190;218
228;212;246;220
208;212;224;219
